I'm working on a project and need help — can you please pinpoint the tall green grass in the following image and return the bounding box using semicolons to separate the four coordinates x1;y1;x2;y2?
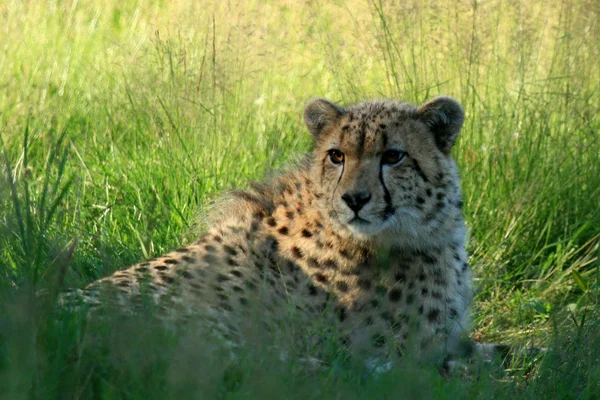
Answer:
1;0;599;398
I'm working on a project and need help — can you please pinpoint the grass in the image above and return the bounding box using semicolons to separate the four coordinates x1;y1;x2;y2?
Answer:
1;0;599;398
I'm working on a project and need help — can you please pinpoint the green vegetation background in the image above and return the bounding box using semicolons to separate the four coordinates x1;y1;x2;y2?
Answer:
1;0;599;398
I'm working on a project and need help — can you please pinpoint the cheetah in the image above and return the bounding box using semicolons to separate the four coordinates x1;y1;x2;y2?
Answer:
61;95;475;370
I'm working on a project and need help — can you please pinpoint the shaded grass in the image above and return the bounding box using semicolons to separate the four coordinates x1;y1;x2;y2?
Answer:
1;0;599;398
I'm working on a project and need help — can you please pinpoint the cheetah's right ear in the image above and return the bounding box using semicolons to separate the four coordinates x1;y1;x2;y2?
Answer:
304;98;346;139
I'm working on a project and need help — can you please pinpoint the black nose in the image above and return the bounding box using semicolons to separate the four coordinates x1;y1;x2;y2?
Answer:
341;191;372;213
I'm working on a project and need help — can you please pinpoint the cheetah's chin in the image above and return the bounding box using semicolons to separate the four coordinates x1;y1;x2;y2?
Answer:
345;218;388;237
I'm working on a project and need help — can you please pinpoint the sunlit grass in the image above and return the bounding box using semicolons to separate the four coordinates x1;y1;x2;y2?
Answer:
1;0;599;398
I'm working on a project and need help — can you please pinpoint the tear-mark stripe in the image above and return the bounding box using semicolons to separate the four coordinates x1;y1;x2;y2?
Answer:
379;166;395;219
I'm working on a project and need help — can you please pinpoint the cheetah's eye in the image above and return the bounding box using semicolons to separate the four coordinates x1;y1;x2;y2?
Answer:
382;149;406;165
328;149;345;165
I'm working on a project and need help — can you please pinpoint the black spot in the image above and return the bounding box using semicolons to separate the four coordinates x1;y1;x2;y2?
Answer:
286;211;295;219
117;281;130;287
421;253;437;264
230;270;243;278
418;305;424;314
278;226;289;235
462;262;469;272
371;333;386;348
432;291;443;300
336;281;349;292
213;235;223;243
285;261;298;272
397;262;411;270
380;311;394;324
406;293;415;304
323;259;338;269
394;272;406;282
181;255;195;263
291;246;303;259
419;273;427;281
364;316;374;326
307;257;319;268
266;217;277;227
375;285;387;296
239;297;248;306
416;196;425;204
181;270;193;279
456;200;464;209
427;309;440;322
217;273;230;282
205;245;216;252
370;298;380;308
223;245;237;256
436;201;445;210
245;280;257;290
315;273;328;283
340;336;351;346
164;259;179;265
335;306;347;322
450;308;458;318
162;276;175;284
301;229;313;238
425;188;433;197
136;266;148;273
339;249;351;259
434;277;447;286
421;287;428;296
232;285;243;292
154;265;168;271
139;262;150;267
203;254;217;263
227;257;239;266
175;248;189;253
308;284;318;296
358;278;372;290
389;288;402;302
265;235;279;250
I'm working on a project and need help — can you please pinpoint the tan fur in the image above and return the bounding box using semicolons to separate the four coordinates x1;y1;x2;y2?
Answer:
62;96;472;366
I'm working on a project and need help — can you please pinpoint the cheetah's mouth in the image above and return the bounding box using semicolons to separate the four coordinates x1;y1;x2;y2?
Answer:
349;215;371;225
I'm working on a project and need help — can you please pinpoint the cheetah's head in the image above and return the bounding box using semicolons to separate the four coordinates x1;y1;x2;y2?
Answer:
304;96;465;243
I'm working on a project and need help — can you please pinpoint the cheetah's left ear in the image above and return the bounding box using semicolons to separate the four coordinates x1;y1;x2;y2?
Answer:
304;98;346;140
417;96;464;155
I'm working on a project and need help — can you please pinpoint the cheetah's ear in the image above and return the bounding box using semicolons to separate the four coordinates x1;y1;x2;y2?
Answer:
304;98;346;139
417;96;465;155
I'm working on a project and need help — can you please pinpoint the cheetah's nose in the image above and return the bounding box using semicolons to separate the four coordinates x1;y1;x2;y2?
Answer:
341;191;372;213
